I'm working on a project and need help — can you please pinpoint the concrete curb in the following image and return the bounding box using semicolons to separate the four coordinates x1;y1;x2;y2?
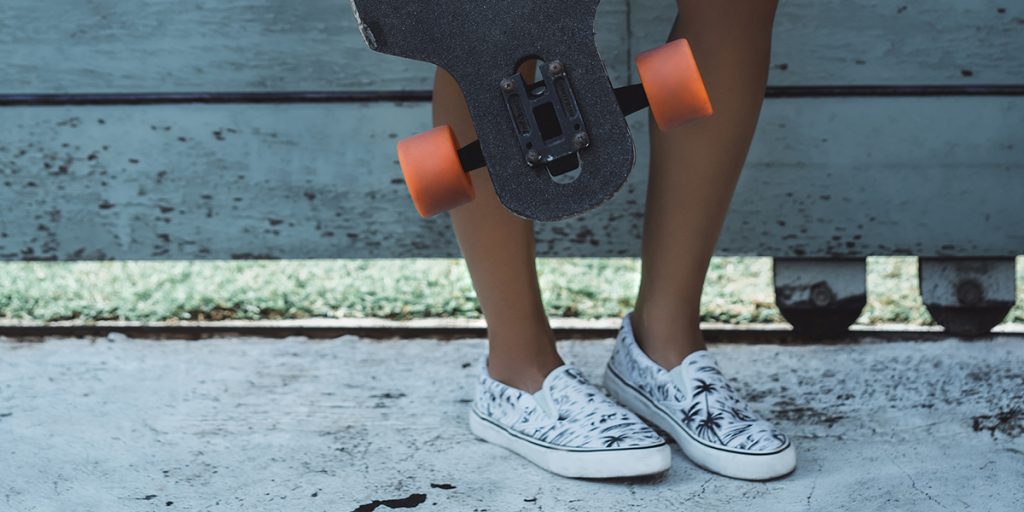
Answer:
1;318;1022;343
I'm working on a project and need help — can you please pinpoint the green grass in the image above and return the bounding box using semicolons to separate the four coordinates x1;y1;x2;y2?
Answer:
0;257;1020;325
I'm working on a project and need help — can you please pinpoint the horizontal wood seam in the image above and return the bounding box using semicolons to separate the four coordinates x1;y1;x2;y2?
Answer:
2;85;1023;106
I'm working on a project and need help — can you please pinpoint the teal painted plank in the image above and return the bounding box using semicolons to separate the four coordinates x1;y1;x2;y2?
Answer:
0;0;629;93
0;98;1021;260
633;0;1024;87
0;1;1021;94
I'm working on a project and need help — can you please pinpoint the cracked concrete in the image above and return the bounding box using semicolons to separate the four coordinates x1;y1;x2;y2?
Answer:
1;335;1022;511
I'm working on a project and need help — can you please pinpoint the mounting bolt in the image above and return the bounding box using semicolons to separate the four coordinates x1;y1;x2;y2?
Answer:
810;282;835;307
956;279;985;306
573;132;590;149
500;78;516;93
526;150;542;165
548;60;564;76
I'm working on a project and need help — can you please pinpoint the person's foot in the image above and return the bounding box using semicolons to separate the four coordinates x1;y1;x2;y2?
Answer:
603;313;796;480
469;358;671;478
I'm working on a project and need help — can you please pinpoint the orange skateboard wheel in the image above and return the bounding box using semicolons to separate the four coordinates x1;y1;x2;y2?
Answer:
636;39;713;131
396;125;475;217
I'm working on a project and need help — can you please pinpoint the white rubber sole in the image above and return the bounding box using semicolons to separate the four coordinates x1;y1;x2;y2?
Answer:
604;366;796;481
468;410;671;479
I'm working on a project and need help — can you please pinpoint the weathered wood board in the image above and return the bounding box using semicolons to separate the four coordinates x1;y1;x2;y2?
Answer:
1;98;1021;260
0;0;628;93
633;0;1024;87
0;0;1021;94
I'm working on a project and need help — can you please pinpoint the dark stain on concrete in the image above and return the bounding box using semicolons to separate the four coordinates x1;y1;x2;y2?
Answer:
352;493;427;512
771;399;845;427
370;392;406;400
972;408;1024;438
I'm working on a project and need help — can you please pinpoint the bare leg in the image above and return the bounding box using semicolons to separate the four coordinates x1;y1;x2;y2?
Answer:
633;0;779;369
433;63;561;393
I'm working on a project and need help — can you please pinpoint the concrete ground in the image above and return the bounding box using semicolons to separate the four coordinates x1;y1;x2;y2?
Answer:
1;335;1022;512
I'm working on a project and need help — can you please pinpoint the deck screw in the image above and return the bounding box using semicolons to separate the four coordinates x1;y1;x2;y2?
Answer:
573;132;590;149
526;150;542;165
548;60;564;76
500;79;516;92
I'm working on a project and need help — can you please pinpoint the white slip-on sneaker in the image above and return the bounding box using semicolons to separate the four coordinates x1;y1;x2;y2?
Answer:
469;358;671;478
603;313;796;481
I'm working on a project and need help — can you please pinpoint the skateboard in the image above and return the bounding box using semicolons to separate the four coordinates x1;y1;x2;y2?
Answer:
350;0;712;221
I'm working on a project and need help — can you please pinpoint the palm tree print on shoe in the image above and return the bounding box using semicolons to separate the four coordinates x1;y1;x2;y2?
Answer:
603;313;796;480
469;358;670;478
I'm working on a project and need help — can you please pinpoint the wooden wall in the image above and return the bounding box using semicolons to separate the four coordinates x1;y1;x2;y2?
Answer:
1;0;1021;259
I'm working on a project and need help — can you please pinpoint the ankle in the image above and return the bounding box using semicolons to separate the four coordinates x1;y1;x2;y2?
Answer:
485;323;563;393
487;351;563;393
631;307;706;370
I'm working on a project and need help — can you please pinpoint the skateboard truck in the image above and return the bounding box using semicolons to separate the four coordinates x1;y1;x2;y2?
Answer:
499;59;589;177
457;76;653;178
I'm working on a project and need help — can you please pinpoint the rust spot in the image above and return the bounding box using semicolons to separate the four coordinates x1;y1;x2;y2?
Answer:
230;253;279;260
57;117;82;128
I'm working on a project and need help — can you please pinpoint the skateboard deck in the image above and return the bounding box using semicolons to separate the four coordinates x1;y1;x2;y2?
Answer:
350;0;710;221
351;0;630;221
